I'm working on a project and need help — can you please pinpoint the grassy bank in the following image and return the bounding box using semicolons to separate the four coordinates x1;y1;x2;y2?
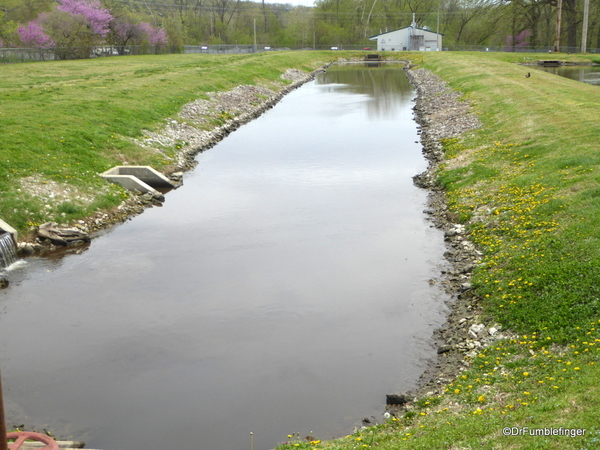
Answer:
275;52;600;449
0;50;366;237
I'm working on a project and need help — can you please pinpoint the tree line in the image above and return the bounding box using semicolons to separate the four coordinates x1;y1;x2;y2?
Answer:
0;0;598;55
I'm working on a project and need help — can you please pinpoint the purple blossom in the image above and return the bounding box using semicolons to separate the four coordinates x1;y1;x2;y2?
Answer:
18;21;55;48
138;22;168;45
148;27;167;45
57;0;113;37
113;21;142;43
505;29;532;51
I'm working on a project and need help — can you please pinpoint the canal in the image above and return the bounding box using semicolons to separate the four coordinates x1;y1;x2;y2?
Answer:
536;64;600;85
0;64;449;450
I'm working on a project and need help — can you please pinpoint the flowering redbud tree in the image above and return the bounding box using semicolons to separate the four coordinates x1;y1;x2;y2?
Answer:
57;0;112;38
19;0;113;58
17;21;54;48
138;22;168;46
107;19;168;53
504;29;532;52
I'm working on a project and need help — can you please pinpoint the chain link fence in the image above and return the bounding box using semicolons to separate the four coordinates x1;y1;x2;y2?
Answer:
2;43;598;64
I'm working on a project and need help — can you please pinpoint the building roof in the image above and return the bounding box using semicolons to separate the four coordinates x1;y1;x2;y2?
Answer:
368;26;444;41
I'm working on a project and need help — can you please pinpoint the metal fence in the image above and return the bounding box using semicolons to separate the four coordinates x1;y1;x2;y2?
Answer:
0;44;181;64
0;44;377;63
182;44;375;53
444;45;600;54
2;43;599;64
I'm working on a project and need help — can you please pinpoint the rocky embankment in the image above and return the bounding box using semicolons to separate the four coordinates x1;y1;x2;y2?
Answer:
135;67;328;173
387;66;517;408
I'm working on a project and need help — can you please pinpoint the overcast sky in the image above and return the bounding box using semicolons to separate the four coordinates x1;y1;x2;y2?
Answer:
278;0;316;7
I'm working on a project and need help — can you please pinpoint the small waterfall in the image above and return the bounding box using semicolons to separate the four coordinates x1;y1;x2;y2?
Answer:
0;232;17;269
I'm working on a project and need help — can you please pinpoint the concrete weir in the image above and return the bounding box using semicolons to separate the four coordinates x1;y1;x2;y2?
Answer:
99;166;177;197
0;219;17;244
0;219;18;270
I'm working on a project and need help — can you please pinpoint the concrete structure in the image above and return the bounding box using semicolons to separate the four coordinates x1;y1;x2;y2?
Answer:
0;218;17;243
99;166;176;195
369;18;443;51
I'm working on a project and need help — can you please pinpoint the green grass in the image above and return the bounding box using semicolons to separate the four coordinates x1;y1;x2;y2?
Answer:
0;50;364;236
272;51;600;450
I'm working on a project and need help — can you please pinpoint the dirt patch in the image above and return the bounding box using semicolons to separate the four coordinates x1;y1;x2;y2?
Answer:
19;175;97;205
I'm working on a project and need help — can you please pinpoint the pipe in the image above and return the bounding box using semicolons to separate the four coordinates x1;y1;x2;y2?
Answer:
0;368;8;450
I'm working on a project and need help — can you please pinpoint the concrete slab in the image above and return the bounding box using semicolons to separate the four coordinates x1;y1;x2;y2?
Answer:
99;173;159;195
99;166;175;190
0;218;18;243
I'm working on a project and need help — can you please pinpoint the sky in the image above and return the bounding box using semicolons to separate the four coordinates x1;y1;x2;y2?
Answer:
276;0;317;7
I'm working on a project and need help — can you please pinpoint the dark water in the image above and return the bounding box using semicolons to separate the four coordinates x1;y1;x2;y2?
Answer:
536;65;600;85
0;65;449;450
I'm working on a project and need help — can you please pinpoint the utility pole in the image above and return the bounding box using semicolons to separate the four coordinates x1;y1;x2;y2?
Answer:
143;1;158;26
253;19;257;53
436;6;440;51
581;0;590;53
553;0;563;52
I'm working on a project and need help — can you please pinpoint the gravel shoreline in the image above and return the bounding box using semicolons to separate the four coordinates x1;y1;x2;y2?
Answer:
397;65;516;407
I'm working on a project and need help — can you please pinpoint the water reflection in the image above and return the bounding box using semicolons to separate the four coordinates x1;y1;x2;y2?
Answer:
536;65;600;85
0;66;448;450
316;64;413;119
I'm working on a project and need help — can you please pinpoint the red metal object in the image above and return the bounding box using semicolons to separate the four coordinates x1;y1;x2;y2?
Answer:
0;369;8;450
6;432;59;450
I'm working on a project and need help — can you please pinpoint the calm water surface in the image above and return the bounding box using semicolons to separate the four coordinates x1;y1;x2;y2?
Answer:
536;65;600;85
0;65;449;450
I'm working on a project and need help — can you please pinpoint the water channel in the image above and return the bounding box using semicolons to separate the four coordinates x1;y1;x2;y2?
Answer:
536;65;600;85
0;64;450;450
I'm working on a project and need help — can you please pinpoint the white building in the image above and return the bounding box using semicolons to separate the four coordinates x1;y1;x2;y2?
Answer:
369;18;443;52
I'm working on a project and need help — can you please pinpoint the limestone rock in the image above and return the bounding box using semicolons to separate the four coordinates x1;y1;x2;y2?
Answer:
37;222;90;246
